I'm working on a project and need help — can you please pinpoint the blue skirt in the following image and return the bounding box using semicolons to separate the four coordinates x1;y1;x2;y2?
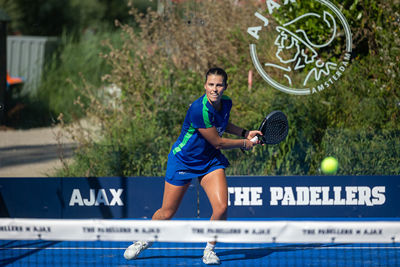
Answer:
165;151;230;185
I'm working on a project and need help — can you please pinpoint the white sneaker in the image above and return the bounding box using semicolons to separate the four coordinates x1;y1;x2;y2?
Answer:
123;241;152;260
202;248;220;265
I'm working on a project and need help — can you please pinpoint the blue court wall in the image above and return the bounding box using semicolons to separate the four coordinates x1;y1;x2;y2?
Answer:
0;176;399;219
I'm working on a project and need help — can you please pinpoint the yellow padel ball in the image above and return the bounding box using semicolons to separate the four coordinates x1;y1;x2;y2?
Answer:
321;157;338;174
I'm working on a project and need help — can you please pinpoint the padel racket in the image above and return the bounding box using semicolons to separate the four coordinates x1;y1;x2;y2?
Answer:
251;110;289;144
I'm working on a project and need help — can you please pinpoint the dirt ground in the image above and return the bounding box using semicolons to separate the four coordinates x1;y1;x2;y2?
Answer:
0;126;76;177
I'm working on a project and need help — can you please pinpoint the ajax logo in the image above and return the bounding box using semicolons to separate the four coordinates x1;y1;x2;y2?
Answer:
247;0;352;95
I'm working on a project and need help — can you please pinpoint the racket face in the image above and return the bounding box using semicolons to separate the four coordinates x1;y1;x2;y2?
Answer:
259;111;289;144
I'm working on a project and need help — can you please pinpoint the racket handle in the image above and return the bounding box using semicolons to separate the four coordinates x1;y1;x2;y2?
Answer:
250;136;258;143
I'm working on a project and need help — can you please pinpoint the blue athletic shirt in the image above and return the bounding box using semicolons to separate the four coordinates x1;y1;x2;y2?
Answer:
165;94;232;180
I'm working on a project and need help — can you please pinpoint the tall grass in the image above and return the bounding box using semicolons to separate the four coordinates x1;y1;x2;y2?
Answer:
37;30;124;122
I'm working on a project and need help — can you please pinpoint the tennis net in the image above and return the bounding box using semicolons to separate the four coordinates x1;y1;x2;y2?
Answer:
1;218;400;266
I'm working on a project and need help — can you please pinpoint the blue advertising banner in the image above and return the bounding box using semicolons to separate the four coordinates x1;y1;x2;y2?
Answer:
0;177;197;219
201;176;398;218
0;176;399;219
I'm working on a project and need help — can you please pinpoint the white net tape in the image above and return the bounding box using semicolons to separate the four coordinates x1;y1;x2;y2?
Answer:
1;219;400;244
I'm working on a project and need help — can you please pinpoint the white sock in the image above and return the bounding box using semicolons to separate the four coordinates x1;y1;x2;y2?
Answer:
205;242;215;251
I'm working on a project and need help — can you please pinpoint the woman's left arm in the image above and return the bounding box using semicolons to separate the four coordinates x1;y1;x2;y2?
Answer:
225;122;261;140
225;122;247;138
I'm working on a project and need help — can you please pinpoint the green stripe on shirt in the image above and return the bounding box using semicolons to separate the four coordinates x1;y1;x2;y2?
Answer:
173;124;196;155
202;96;212;128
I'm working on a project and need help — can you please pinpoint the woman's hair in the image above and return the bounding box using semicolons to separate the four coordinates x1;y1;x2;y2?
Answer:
205;67;228;85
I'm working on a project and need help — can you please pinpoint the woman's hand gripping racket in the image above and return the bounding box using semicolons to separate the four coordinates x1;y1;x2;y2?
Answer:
251;110;289;145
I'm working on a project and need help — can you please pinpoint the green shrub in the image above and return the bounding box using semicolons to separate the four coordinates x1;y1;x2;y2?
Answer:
56;0;400;177
320;129;400;175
